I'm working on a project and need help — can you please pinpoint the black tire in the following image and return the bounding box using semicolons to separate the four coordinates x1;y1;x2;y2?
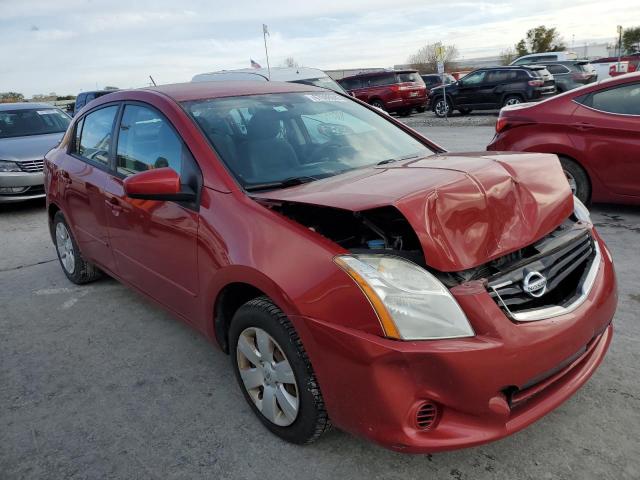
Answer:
458;107;472;115
370;100;386;111
229;296;331;444
52;211;102;284
398;108;412;117
502;95;523;107
559;157;591;204
416;106;426;113
433;97;453;117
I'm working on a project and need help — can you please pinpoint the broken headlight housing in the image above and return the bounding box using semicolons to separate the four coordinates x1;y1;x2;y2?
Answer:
573;195;591;223
334;255;474;340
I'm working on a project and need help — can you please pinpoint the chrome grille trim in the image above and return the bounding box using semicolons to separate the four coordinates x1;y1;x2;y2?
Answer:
491;242;601;322
18;159;45;173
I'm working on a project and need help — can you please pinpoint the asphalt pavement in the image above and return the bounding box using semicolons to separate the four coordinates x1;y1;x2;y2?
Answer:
1;125;639;479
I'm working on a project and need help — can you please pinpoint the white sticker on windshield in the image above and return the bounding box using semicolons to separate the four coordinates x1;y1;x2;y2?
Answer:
304;93;346;103
273;105;288;112
37;110;57;115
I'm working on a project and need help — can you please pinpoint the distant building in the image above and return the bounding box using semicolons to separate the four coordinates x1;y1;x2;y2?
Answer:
325;68;386;80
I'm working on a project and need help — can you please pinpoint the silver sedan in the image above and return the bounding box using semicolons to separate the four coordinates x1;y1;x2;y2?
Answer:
0;103;70;203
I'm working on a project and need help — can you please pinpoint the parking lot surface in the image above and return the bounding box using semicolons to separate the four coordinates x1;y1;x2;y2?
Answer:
1;127;639;479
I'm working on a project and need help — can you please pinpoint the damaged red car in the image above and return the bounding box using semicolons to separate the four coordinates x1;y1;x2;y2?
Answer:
44;81;617;453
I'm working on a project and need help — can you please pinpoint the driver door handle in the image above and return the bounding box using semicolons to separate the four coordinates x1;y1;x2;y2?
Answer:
572;122;595;131
105;198;123;216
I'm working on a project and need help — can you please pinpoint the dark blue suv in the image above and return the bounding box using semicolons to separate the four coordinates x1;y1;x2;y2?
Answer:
430;66;555;117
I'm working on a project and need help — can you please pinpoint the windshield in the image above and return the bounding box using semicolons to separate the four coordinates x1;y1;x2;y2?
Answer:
0;108;70;139
183;91;434;190
291;77;346;94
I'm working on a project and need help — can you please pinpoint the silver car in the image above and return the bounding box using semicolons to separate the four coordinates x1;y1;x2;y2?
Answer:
0;103;71;203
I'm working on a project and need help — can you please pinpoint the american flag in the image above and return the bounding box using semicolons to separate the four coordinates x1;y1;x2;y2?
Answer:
250;59;262;69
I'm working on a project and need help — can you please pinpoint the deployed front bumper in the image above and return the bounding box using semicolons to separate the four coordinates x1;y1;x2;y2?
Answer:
291;235;617;453
0;172;45;202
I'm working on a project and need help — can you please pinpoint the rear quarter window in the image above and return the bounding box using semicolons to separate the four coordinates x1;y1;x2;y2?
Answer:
367;73;396;87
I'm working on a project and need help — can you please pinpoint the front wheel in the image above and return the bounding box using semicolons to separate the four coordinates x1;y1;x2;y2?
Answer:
433;98;452;117
229;297;331;444
559;157;591;204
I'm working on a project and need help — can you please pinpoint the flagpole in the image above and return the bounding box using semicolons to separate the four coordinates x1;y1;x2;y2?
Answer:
263;24;271;80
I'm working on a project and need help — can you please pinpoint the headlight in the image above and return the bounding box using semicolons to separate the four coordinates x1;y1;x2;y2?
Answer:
573;195;591;223
334;255;474;340
0;160;21;172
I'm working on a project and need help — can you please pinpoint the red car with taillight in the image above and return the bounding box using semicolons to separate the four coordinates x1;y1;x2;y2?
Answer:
488;72;640;205
338;70;428;114
45;81;616;453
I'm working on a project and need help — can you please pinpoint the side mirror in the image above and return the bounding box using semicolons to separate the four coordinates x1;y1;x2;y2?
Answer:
457;79;464;86
123;167;195;201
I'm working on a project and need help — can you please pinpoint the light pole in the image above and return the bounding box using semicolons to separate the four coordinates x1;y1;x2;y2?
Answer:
263;24;271;80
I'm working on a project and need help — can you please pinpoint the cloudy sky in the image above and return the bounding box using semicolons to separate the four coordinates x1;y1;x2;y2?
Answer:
1;0;637;96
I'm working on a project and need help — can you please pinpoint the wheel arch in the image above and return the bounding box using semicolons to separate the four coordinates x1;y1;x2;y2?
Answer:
47;202;62;242
209;267;301;353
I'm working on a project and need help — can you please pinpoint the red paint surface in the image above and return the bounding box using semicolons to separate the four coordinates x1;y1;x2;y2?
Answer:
44;81;617;452
488;72;640;205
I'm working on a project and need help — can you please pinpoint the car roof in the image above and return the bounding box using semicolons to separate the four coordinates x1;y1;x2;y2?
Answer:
143;80;325;102
341;70;417;80
0;102;61;111
193;67;331;83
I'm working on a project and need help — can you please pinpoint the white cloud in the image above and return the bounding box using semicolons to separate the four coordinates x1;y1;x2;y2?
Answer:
0;0;637;96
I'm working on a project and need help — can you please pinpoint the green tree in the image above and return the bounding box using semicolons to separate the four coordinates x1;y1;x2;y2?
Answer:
622;26;640;53
515;26;566;56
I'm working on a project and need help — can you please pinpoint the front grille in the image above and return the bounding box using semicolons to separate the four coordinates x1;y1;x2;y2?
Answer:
18;159;44;173
487;220;596;316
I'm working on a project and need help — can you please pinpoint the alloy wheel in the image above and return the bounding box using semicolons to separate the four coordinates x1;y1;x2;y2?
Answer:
55;222;75;274
504;97;522;106
236;327;299;426
564;169;578;195
435;99;449;116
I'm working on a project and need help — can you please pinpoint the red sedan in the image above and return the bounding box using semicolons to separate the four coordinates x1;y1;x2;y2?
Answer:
488;72;640;205
45;81;616;453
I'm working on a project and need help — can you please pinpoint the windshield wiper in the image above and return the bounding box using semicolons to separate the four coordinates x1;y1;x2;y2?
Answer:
244;175;319;192
376;154;420;166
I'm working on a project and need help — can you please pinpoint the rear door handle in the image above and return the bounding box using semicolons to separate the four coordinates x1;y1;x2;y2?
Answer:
572;122;595;131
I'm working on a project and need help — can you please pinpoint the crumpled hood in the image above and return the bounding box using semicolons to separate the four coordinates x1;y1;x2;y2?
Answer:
254;152;573;271
0;132;63;162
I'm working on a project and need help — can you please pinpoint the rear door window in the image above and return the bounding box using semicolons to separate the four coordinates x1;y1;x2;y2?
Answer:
485;70;509;83
76;105;118;165
115;104;184;176
340;78;362;90
584;83;640;115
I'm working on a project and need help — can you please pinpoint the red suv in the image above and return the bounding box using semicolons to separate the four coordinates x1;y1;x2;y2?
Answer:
488;72;640;205
45;82;616;453
339;70;427;115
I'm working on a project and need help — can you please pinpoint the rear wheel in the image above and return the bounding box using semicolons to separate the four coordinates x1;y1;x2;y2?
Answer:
559;157;591;204
53;211;102;284
433;97;452;117
229;297;330;444
502;95;523;107
370;99;386;111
